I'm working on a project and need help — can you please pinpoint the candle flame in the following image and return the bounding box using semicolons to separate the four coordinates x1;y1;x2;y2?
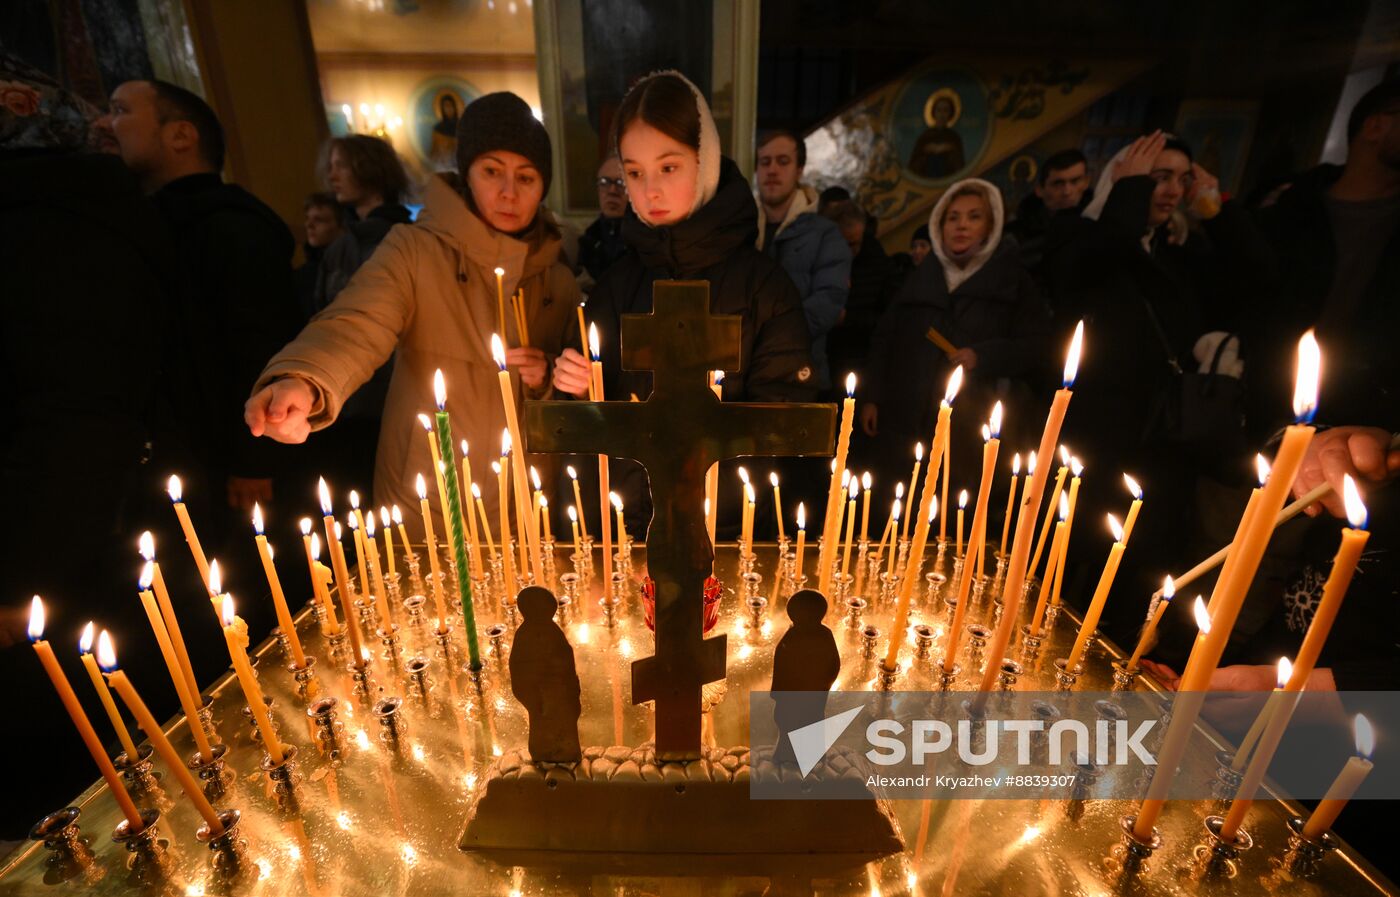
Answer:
300;517;312;536
460;440;469;457
139;560;154;591
981;424;990;442
96;630;117;671
928;495;939;522
1059;444;1071;466
1108;513;1123;542
1343;474;1368;530
567;465;578;480
27;595;44;642
167;474;183;502
1355;714;1375;759
610;491;623;510
494;266;505;278
944;366;964;404
845;372;857;397
589;323;601;360
1255;454;1271;486
311;532;322;559
848;477;860;499
704;497;710;517
1027;451;1037;475
221;592;236;628
1012;452;1021;474
79;622;95;654
490;334;507;370
568;505;577;522
796;502;806;529
491;461;502;475
891;498;903;521
208;560;223;595
915;441;924;462
318;477;332;514
501;428;512;455
989;401;1003;438
895;482;905;499
379;507;390;526
433;369;449;409
713;369;725;385
350;490;362;510
1193;596;1211;634
1277;657;1293;688
1058;492;1069;520
770;471;780;487
1064;320;1084;387
365;514;376;536
418;413;432;431
252;502;265;534
1162;575;1175;601
1070;456;1084;477
139;530;155;561
841;469;851;487
335;521;342;539
958;490;968;509
392;505;404;524
738;466;750;485
1292;330;1321;423
531;466;542;490
416;473;428;500
1123;473;1142;500
862;471;872;490
471;483;482;499
346;512;358;531
539;496;549;510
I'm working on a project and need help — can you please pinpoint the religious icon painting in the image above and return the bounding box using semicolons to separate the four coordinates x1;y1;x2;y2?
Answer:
407;76;482;171
890;66;991;185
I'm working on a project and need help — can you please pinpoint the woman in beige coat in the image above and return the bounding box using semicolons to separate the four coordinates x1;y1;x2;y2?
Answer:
245;92;578;533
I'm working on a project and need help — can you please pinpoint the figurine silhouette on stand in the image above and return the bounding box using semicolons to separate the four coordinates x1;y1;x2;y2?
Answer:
771;590;841;765
509;587;582;764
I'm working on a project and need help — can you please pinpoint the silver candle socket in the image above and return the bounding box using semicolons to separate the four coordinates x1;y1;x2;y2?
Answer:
1114;814;1162;875
746;595;768;627
261;743;300;794
559;572;581;606
1053;657;1083;692
374;696;406;743
1111;660;1139;692
111;807;163;872
1283;816;1340;876
401;594;427;627
307;697;344;757
966;623;992;655
924;571;947;605
487;623;509;656
1043;602;1062;628
741;571;763;602
114;744;157;794
1019;624;1043;660
325;630;349;658
377;623;403;662
188;742;230;800
290;655;319;699
405;655;432;695
861;624;881;659
913;624;936;660
877;571;901;607
832;572;854;602
1201;814;1253;873
1213;750;1245;801
877;661;899;691
30;807;85;859
935;661;960;691
997;659;1024;691
349;662;375;697
196;808;246;873
432;623;455;661
844;596;868;629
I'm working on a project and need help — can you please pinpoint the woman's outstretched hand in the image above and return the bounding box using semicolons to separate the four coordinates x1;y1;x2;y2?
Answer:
245;377;314;443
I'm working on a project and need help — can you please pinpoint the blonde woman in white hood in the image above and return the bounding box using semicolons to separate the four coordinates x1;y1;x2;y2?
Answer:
862;178;1050;485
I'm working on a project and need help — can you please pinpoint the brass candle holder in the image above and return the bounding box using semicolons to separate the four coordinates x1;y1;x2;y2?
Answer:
195;808;246;873
111;807;164;873
187;743;231;800
113;744;157;794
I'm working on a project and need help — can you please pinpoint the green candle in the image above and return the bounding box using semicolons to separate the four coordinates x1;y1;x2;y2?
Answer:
433;370;483;671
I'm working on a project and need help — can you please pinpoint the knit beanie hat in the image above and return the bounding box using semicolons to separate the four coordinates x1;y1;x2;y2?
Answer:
455;92;552;196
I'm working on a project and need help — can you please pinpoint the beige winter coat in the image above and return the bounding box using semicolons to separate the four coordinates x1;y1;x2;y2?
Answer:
255;173;579;536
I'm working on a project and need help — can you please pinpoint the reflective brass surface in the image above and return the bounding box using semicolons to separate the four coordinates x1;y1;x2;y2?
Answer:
1;543;1394;895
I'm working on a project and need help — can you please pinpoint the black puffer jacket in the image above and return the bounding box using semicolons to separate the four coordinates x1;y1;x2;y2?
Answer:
582;157;816;403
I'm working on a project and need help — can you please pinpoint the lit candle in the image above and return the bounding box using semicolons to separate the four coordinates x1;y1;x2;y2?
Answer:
939;436;951;544
1231;658;1292;772
771;472;786;541
1000;453;1021;558
458;445;481;573
1302;714;1375;840
1028;447;1070;581
590;325;614;602
576;302;589;360
1026;493;1070;639
378;506;396;579
252;503;307;667
942;406;1003;669
364;513;391;623
419;414;457;561
306;531;340;635
1126;576;1174;670
885;366;961;672
886;498;905;577
568;505;580;556
974;322;1082;704
859;472;873;545
794;503;807;579
167;474;211;592
490;337;544;583
1064;514;1127;672
738;467;754;550
567;465;591;541
138;562;215;760
1134;331;1320;842
137;531;200;706
705;369;723;544
77;622;140;761
540;495;554;543
955;489;968;559
219;595;285;764
320;479;367;667
494;266;507;335
1049;456;1083;612
392;505;412;566
473;483;496;561
819;373;858;595
417;473;449;630
98;632;224;834
1011;451;1037;555
1121;474;1144;544
349;489;367;539
611;491;626;563
434;370;483;669
876;484;903;569
840;475;860;579
347;512;368;603
902;442;924;543
494;458;518;601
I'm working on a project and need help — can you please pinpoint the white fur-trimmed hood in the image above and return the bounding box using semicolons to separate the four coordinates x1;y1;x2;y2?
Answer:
928;177;1004;293
618;70;722;226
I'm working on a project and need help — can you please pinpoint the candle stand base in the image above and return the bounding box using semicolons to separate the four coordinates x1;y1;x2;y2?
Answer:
261;744;300;796
1053;658;1083;692
1283;816;1339;876
740;571;763;602
377;624;403;663
877;572;901;607
112;807;164;875
1110;661;1139;693
349;663;374;698
271;626;292;659
188;743;230;800
1109;814;1162;877
913;624;936;661
1213;750;1245;801
196;808;246;874
290;656;319;700
354;598;377;632
114;744;157;794
1019;625;1043;661
844;596;867;629
307;697;344;758
966;623;991;655
401;594;426;627
935;662;960;690
876;661;899;691
325;631;348;659
860;625;881;659
196;695;220;747
433;625;455;662
30;807;87;864
1043;603;1062;629
487;623;509;657
405;655;432;696
1198;815;1253;877
374;696;406;744
745;595;768;627
601;597;620;628
832;572;854;602
923;571;947;607
996;659;1023;691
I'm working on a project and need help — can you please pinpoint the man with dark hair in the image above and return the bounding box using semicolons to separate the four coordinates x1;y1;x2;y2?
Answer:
576;155;629;290
1007;147;1092;295
97;79;301;626
817;184;851;215
755;129;851;392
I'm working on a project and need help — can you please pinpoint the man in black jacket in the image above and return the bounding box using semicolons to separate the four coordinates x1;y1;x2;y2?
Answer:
576;156;630;290
1007;148;1093;299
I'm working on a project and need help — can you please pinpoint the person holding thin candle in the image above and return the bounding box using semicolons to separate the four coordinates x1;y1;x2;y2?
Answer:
549;71;818;538
246;92;578;537
862;178;1050;500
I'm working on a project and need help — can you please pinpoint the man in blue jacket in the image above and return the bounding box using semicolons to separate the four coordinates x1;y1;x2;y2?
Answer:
756;129;851;393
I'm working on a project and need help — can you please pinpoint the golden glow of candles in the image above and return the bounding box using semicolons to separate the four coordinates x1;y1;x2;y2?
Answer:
610;492;626;561
566;465;590;541
364;513;390;622
346;511;369;605
794;503;807;578
770;471;786;541
1220;655;1306;840
167;473;212;591
1127;576;1175;670
77;622;140;761
1028;454;1070;581
902;441;924;542
738;466;753;549
956;488;968;558
1001;452;1022;557
540;495;554;542
493;459;518;601
1302;714;1375;839
942;408;1002;668
220;596;284;764
97;633;223;834
1064;513;1126;671
252;503;308;667
588;333;615;599
28;616;146;833
494;266;507;334
1048;456;1084;612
